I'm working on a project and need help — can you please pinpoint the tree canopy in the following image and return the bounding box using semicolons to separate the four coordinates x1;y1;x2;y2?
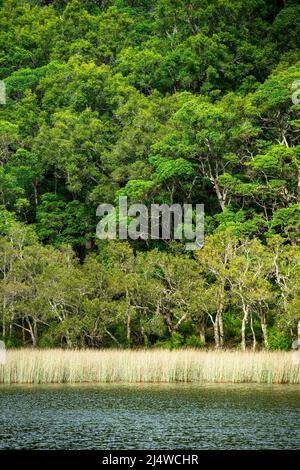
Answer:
0;0;299;350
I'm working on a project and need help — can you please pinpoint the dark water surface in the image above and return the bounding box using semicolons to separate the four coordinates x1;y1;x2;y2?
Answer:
0;383;299;449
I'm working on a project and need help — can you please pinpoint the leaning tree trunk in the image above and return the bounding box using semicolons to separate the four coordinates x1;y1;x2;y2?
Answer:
212;177;226;212
26;317;37;347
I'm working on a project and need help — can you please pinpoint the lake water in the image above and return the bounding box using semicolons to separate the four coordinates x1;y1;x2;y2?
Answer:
0;383;299;449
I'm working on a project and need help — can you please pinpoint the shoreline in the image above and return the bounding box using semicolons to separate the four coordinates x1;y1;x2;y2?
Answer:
1;349;299;385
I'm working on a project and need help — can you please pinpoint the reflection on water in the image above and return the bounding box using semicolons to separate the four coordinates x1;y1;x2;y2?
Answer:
0;383;299;449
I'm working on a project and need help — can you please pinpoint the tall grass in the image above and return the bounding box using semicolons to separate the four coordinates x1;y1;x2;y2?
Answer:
0;349;299;384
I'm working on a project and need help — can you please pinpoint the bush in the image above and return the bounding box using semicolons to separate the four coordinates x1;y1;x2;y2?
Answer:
0;336;22;348
267;329;291;350
185;335;203;348
155;333;203;349
155;332;184;349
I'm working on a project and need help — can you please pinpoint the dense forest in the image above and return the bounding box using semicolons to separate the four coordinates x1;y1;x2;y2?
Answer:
0;0;299;350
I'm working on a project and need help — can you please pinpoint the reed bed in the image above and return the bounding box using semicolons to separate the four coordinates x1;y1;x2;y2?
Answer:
0;349;299;384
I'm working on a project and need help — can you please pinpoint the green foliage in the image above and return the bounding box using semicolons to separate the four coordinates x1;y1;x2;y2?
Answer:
156;332;184;350
185;335;203;349
0;0;299;350
267;329;291;351
36;193;94;247
270;204;300;241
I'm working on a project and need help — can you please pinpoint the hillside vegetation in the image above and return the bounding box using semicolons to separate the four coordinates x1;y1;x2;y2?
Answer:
0;0;299;350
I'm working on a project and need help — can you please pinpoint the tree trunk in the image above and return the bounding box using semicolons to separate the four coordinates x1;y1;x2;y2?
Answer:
27;318;37;347
261;314;268;349
217;283;225;348
22;317;26;345
2;299;6;339
127;312;131;345
199;321;206;345
105;329;121;348
218;309;224;348
65;330;73;348
298;319;300;342
33;181;38;208
33;320;38;347
213;178;226;212
141;326;148;346
213;316;220;349
164;310;174;334
241;306;249;352
250;313;256;352
31;333;37;347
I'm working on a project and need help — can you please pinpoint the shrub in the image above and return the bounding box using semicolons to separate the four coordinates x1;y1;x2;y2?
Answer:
267;329;291;350
185;335;203;348
155;332;184;349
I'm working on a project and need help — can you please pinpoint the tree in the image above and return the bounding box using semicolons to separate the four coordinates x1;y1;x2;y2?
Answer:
148;93;259;211
1;0;300;351
197;230;242;348
268;236;300;342
227;238;272;351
